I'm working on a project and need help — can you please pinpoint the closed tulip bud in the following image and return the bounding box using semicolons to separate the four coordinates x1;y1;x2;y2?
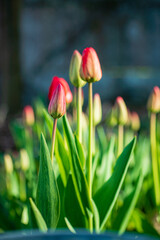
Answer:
4;154;13;174
114;96;128;125
69;50;86;88
80;47;102;83
147;86;160;113
48;84;66;119
48;76;73;104
106;108;118;127
20;149;30;171
23;106;35;126
93;93;102;126
131;112;140;132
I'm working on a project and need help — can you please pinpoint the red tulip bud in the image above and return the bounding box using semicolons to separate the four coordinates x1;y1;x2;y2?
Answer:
23;105;35;126
80;47;102;83
147;86;160;113
48;76;73;104
48;84;66;119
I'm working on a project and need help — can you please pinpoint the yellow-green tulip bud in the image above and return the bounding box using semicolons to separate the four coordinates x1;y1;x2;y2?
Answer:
93;93;102;126
147;86;160;113
130;111;140;132
114;96;128;125
20;149;30;171
4;154;13;174
69;50;86;88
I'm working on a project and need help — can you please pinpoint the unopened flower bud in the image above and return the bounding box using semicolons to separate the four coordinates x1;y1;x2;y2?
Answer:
106;108;117;127
20;149;30;171
69;50;86;88
93;93;102;126
4;154;13;174
130;112;140;132
125;109;131;127
48;76;73;104
80;47;102;83
114;96;128;125
48;84;66;119
23;106;35;126
147;86;160;113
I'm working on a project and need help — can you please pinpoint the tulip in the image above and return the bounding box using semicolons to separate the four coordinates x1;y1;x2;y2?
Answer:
113;97;128;157
80;47;102;83
130;112;140;132
69;50;86;142
48;76;73;104
147;86;160;113
80;47;102;215
48;84;66;119
23;105;35;126
147;86;160;206
93;93;102;126
69;50;86;88
114;96;128;126
20;149;30;172
48;83;66;165
4;154;13;174
93;93;102;155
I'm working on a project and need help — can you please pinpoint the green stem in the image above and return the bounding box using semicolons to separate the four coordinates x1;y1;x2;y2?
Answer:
77;87;82;143
150;113;160;206
92;125;95;155
88;82;93;232
51;118;57;165
117;124;123;157
88;82;93;197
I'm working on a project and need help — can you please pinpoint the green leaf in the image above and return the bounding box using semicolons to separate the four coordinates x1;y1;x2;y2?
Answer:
93;137;136;231
132;209;159;237
75;135;86;169
29;198;47;232
112;172;143;234
92;199;100;233
64;217;76;233
43;109;53;136
62;115;92;215
36;133;60;229
97;126;107;155
55;129;70;187
64;174;86;228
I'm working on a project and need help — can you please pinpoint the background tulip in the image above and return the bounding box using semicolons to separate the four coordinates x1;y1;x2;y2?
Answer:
23;105;35;126
147;86;160;113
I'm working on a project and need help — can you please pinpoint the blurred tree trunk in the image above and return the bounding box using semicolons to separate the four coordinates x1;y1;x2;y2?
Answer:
0;0;22;114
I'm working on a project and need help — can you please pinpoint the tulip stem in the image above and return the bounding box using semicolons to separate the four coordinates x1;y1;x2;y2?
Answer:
150;112;160;206
88;82;93;233
51;118;57;165
117;124;123;157
77;87;82;143
88;83;93;198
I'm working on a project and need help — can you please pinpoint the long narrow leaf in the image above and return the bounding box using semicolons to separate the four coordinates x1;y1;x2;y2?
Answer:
29;198;47;232
36;133;60;229
64;174;87;228
94;137;136;231
112;172;143;234
62;115;92;215
55;129;70;187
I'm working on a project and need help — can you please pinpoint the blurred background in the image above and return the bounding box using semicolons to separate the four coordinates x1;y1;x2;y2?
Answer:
1;0;160;113
0;0;160;113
